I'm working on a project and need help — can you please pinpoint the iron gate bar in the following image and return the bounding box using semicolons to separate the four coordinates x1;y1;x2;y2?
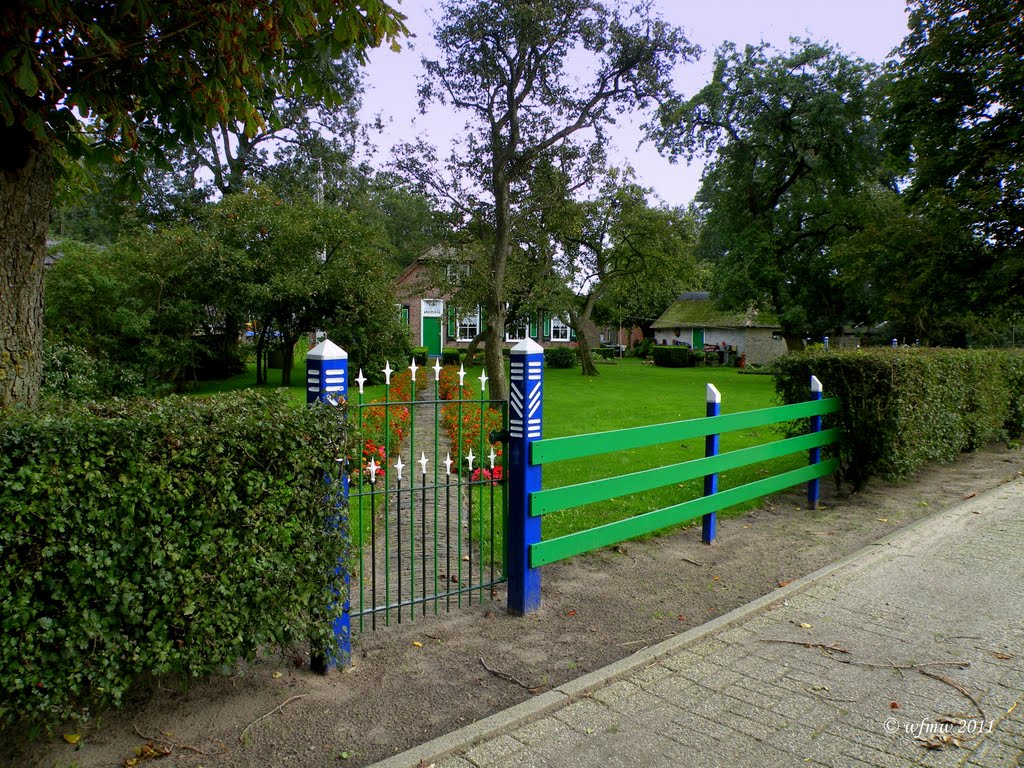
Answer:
348;373;508;632
530;458;839;567
532;398;841;464
530;428;841;516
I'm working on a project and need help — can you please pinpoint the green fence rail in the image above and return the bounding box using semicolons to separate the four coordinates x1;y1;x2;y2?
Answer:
527;395;840;568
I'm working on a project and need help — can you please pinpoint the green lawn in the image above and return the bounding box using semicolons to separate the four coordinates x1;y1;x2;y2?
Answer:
528;359;800;540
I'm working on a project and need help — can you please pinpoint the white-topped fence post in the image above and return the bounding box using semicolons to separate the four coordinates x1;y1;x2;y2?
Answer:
306;339;351;671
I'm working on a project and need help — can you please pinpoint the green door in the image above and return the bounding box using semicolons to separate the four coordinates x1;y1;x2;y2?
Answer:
691;328;704;349
423;316;442;356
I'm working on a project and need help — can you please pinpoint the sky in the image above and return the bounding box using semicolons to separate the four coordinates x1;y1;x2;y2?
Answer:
357;0;911;207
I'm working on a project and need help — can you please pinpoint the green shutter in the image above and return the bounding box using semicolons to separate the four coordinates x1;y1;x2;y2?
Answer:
478;304;486;334
543;315;551;340
448;310;456;339
570;325;576;340
529;316;538;338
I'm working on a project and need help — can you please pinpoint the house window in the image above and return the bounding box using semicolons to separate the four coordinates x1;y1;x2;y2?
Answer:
506;321;528;342
398;304;410;325
457;309;479;342
551;316;571;342
445;264;470;285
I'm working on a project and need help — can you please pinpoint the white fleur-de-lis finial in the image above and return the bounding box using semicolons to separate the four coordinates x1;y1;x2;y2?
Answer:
466;450;476;471
409;358;419;381
382;361;393;385
444;452;453;476
355;369;366;395
489;447;497;469
432;358;442;381
394;456;404;481
478;369;488;392
418;452;428;475
458;364;466;386
368;458;380;484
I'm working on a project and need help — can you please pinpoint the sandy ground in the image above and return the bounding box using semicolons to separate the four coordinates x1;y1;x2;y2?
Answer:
12;444;1024;768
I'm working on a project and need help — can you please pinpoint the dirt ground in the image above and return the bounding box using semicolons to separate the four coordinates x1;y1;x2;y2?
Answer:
15;444;1024;768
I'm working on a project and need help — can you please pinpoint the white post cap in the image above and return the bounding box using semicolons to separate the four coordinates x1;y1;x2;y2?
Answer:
510;338;544;355
706;383;721;404
811;375;823;393
307;339;348;361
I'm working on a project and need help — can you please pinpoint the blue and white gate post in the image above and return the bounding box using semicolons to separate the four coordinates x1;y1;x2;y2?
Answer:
507;339;544;614
306;339;351;670
702;383;721;544
807;375;823;510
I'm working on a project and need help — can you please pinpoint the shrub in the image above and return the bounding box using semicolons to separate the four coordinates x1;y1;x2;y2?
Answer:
0;392;351;732
651;346;690;368
595;347;616;360
774;348;1024;490
441;348;462;366
411;347;428;365
544;346;577;368
635;338;653;358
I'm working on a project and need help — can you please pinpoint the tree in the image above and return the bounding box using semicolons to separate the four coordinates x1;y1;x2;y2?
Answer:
418;0;694;400
209;189;407;386
655;40;880;346
884;0;1023;321
554;171;698;374
0;0;407;409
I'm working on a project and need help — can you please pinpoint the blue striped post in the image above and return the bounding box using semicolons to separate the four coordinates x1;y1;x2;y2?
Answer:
507;338;544;615
306;340;351;670
823;336;830;350
702;383;721;544
808;375;823;510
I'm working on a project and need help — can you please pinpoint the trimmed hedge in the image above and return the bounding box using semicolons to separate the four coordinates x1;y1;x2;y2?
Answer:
544;346;578;368
774;348;1024;490
411;346;428;365
651;346;690;368
0;392;351;731
441;348;462;366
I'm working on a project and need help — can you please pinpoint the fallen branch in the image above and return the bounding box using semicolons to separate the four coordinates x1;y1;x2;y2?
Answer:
132;724;226;757
835;659;970;671
680;556;704;567
239;694;307;743
920;669;987;721
480;657;544;694
762;639;850;654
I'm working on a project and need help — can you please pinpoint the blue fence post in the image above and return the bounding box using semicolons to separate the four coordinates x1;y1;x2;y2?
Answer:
507;338;544;615
823;336;829;350
808;375;823;510
306;339;351;671
702;383;721;544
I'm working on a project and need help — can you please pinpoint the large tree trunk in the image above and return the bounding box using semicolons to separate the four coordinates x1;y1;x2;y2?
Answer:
0;139;55;410
485;161;511;402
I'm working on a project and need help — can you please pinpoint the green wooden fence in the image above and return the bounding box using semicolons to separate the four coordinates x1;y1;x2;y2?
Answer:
528;396;840;567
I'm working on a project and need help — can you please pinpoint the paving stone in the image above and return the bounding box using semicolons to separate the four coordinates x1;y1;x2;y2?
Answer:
463;734;525;766
510;716;570;747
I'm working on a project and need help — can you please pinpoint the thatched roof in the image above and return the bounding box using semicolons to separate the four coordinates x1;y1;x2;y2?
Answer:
651;292;780;330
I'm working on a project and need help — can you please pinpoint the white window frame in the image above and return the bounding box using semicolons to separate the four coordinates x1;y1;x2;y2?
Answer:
550;316;571;342
457;309;480;342
506;320;528;342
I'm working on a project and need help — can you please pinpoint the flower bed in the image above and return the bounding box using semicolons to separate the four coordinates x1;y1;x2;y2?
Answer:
437;366;504;476
355;369;419;481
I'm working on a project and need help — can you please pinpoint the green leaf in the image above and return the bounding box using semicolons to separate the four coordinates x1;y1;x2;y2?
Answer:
15;58;38;96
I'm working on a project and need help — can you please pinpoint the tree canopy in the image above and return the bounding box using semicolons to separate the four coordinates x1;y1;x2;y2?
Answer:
884;0;1023;321
0;0;407;409
655;39;880;344
417;0;695;399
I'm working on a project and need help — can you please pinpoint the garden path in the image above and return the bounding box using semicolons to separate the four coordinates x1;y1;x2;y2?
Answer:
350;383;491;634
